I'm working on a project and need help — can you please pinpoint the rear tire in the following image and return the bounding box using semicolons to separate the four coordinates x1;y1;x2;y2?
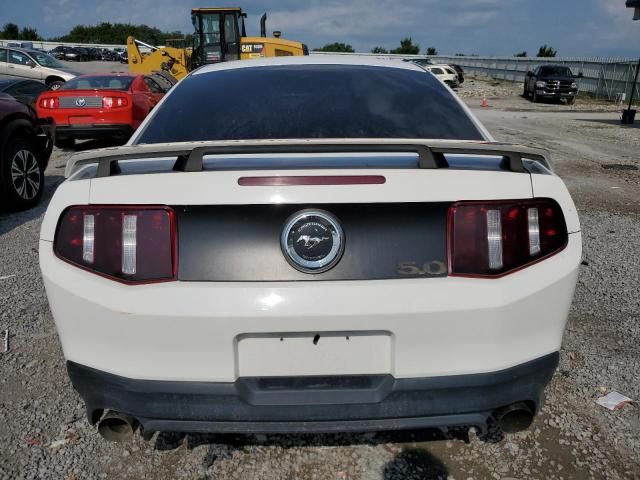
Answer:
47;80;65;90
532;91;539;103
523;83;529;98
55;137;75;149
1;136;45;210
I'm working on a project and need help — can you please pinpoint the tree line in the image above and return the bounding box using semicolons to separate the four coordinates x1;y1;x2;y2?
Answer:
2;22;558;57
1;22;192;46
314;38;437;55
314;39;558;57
514;45;557;58
1;23;41;41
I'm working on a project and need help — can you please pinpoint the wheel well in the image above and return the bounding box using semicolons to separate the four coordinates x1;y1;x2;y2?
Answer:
45;76;65;86
0;116;34;151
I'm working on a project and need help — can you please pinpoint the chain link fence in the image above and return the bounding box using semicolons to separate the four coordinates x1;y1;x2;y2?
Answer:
430;55;640;101
311;51;640;102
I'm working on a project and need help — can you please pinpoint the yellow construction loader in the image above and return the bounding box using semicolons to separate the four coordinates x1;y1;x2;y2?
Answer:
127;7;308;80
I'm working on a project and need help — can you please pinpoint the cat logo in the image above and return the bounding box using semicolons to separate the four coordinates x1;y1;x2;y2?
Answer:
397;261;448;276
241;43;265;55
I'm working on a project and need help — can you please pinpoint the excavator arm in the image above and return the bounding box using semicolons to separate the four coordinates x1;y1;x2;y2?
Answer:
126;36;191;81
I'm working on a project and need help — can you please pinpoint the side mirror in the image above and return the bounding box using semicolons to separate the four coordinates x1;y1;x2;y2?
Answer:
27;59;36;68
576;72;584;78
161;51;168;56
525;71;532;77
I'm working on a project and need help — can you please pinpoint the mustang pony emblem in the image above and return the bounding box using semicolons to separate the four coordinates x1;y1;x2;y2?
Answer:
297;235;330;249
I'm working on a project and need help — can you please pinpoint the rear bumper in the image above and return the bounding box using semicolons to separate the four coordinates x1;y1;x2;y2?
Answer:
69;352;558;434
56;124;133;140
40;233;581;381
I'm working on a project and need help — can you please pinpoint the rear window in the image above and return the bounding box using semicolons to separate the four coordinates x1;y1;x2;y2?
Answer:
136;65;483;143
62;76;134;91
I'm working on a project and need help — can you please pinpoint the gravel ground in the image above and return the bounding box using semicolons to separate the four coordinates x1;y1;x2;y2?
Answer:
0;76;639;480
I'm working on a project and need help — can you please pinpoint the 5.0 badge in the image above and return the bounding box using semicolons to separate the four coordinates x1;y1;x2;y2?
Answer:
397;261;447;276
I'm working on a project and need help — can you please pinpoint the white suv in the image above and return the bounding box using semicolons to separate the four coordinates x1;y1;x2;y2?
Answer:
40;56;580;442
426;64;460;88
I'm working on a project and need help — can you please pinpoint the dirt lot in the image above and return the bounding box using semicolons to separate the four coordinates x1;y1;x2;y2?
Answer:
0;75;639;480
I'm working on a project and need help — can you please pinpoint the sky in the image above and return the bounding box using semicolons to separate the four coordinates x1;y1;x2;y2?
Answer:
3;0;639;58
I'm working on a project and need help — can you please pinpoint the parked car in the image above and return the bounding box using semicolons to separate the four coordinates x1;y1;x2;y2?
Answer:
0;95;53;209
87;48;102;61
73;47;90;62
40;57;581;442
0;47;79;90
524;65;580;104
100;49;119;61
0;78;51;109
49;46;84;62
449;64;465;84
36;73;168;148
119;50;128;64
50;46;69;60
426;64;459;88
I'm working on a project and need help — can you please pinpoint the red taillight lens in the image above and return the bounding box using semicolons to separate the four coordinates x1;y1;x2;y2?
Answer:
39;97;59;109
103;96;128;108
54;206;177;284
448;199;568;277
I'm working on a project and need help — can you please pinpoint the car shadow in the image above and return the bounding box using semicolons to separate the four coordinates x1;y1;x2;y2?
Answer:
74;138;128;152
0;174;64;236
577;118;640;129
52;138;128;155
383;448;449;480
149;427;478;476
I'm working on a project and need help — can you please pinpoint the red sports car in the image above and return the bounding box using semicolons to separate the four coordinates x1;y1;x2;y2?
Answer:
37;73;168;148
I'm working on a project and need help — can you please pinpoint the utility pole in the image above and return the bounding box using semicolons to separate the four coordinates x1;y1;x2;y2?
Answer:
622;0;639;124
623;58;640;124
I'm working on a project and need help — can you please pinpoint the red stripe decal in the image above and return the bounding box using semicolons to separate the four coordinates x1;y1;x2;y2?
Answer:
238;175;386;186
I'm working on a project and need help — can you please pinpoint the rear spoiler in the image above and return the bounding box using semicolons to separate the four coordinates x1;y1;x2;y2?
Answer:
64;139;552;179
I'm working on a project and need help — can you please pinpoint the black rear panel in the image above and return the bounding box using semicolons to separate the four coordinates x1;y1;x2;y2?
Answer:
176;203;448;281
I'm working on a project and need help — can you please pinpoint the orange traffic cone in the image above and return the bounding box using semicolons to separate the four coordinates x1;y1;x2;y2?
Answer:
481;96;488;108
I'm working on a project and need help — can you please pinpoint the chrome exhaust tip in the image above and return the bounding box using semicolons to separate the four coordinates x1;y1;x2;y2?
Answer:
494;402;534;434
97;411;137;442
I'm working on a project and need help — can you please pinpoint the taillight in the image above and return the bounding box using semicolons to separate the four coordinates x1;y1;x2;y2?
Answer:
39;97;59;109
54;206;177;284
448;199;567;277
103;96;128;109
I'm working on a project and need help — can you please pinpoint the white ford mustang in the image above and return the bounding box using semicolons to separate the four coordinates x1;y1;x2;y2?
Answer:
39;56;581;442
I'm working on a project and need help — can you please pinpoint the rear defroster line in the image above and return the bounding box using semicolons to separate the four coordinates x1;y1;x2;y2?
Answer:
238;175;386;186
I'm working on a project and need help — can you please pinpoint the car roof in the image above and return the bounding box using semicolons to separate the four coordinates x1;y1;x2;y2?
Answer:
3;47;47;57
0;77;24;89
193;55;425;76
